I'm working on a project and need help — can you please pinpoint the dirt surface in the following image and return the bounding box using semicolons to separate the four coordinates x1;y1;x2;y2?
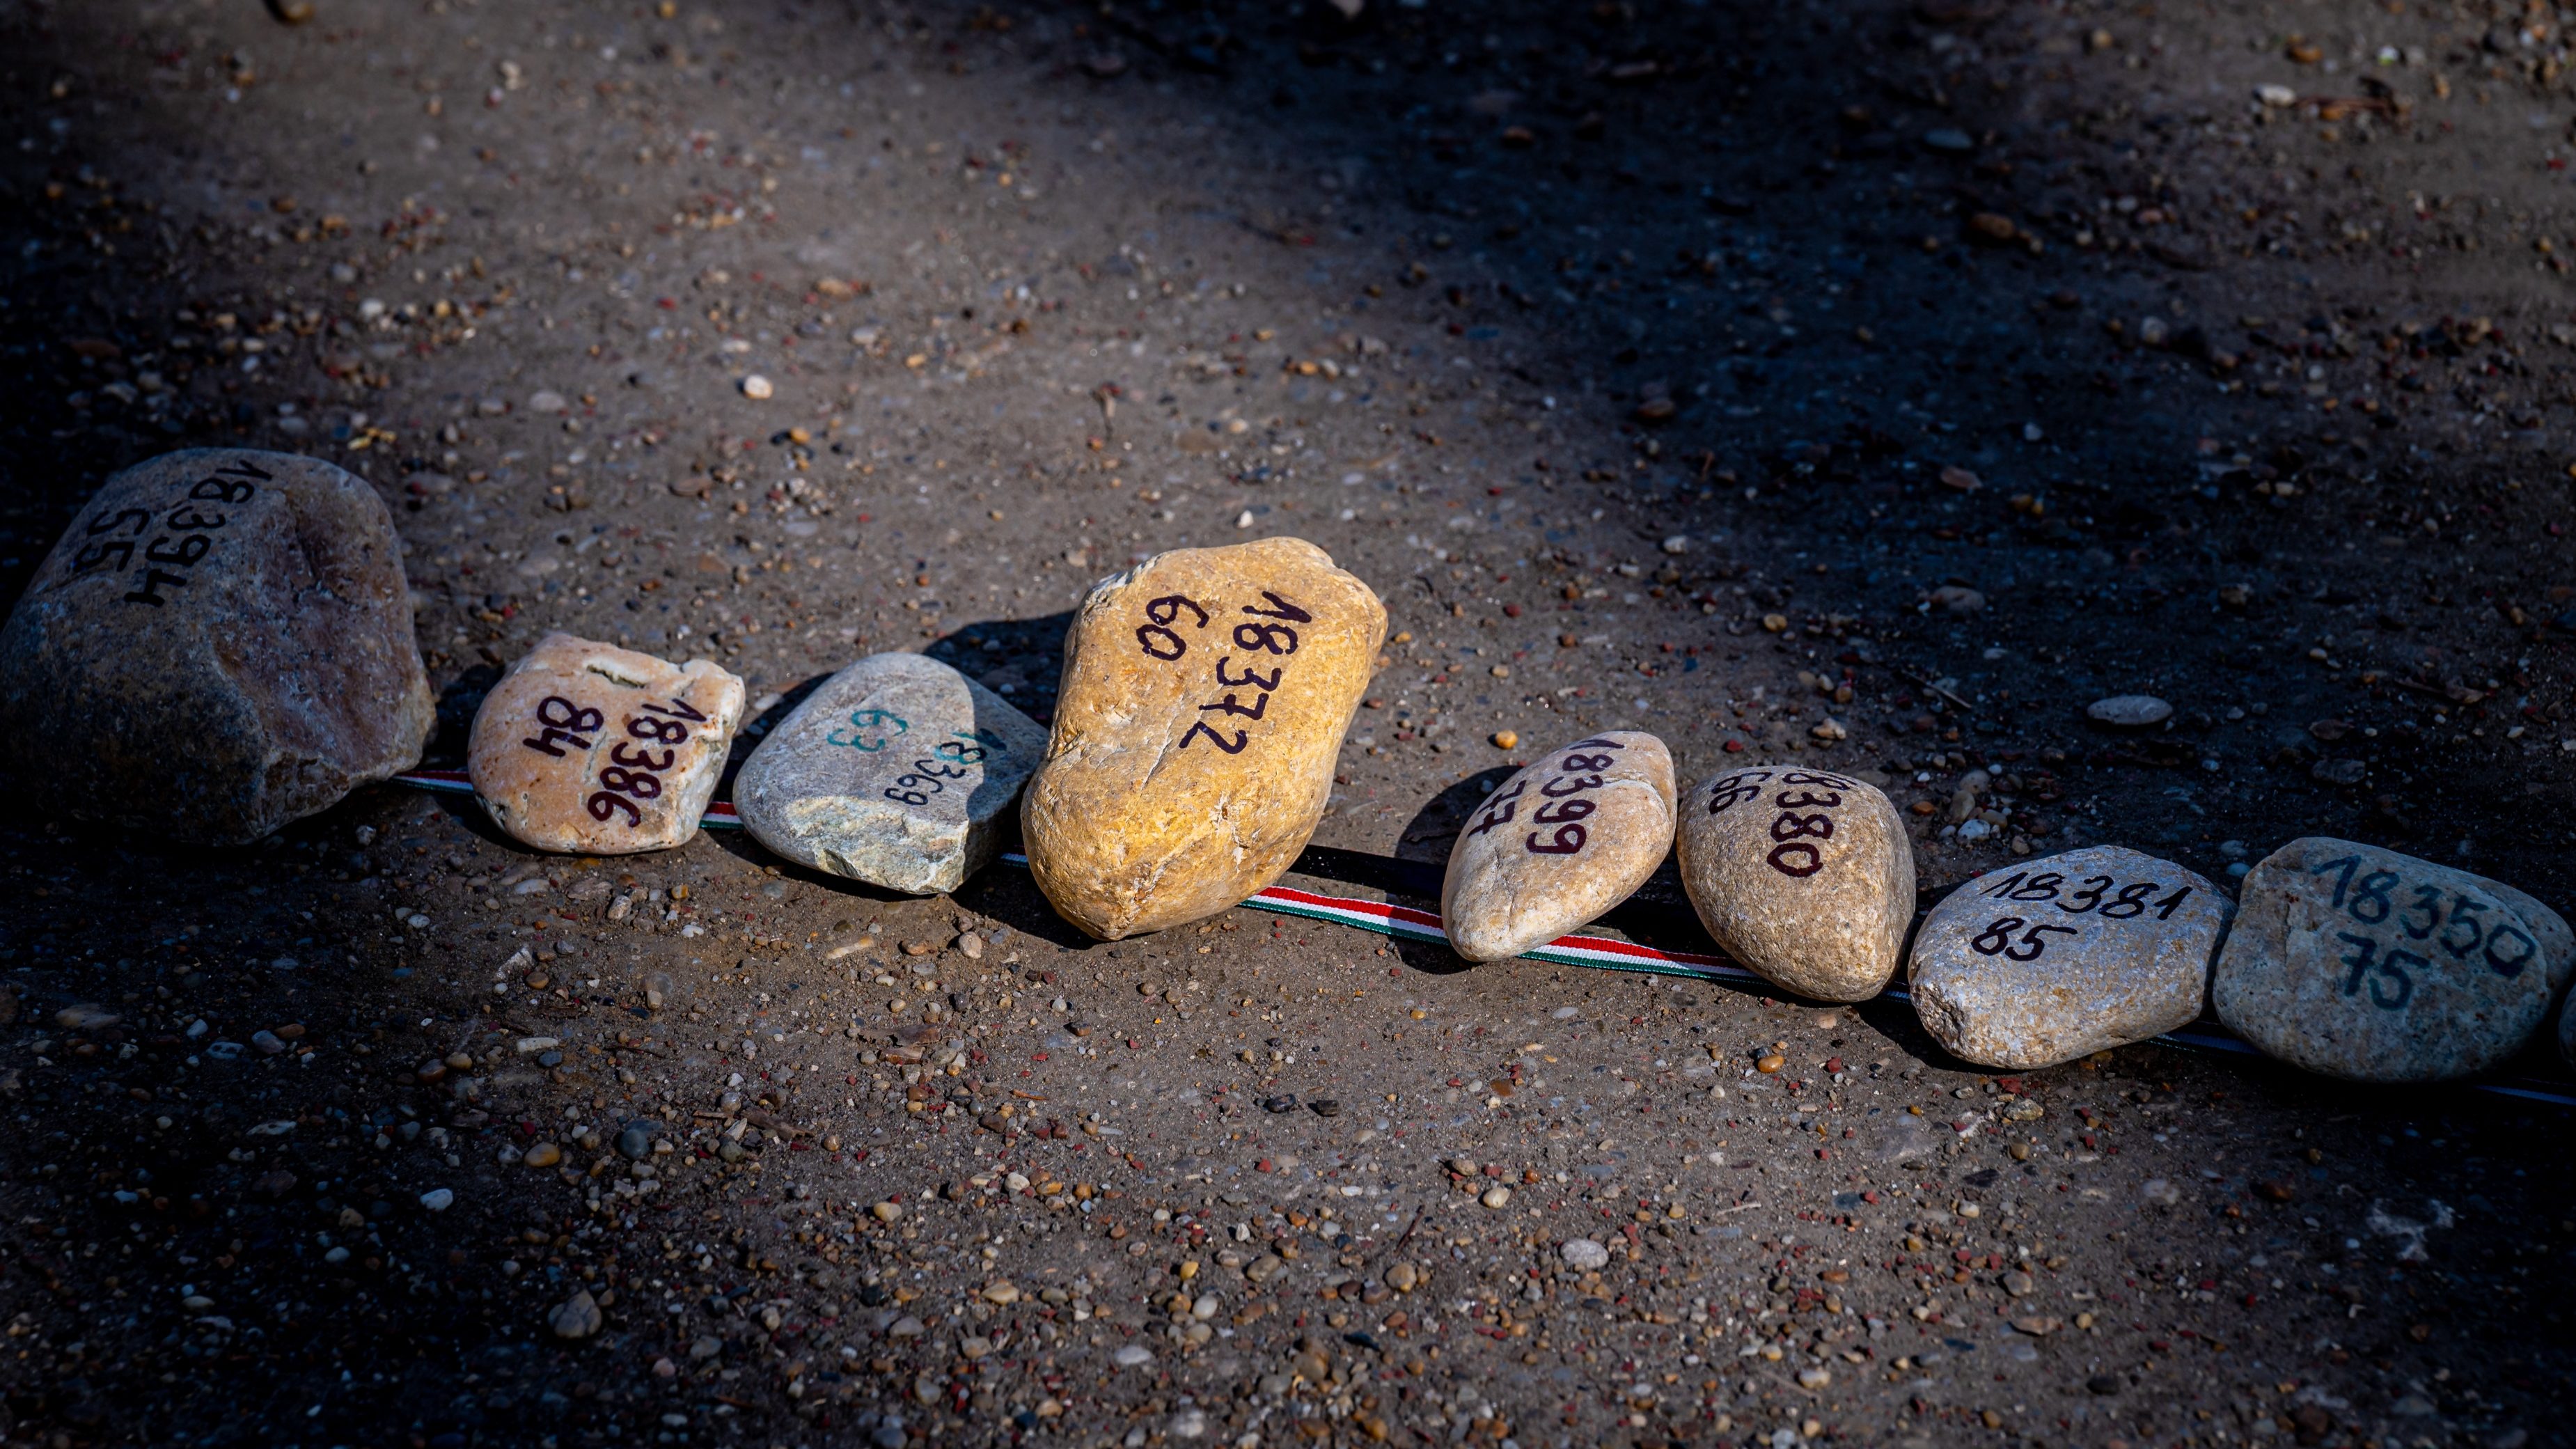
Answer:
1;0;2573;1446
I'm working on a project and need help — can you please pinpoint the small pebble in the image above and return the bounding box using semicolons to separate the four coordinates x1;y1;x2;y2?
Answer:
2086;694;2174;728
1560;1238;1611;1270
740;374;773;399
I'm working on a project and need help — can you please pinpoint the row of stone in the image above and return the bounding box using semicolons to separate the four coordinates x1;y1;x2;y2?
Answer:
1437;737;2575;1082
3;456;2566;1084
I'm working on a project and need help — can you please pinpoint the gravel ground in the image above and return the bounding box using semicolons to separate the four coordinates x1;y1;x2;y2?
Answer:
1;1;2572;1446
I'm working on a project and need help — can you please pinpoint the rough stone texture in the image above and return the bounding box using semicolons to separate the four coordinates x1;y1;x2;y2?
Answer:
2477;877;2573;994
0;448;433;846
2562;989;2576;1073
1439;731;1674;962
2213;837;2558;1082
468;633;744;854
1022;538;1385;940
735;652;1048;895
1675;763;1914;1001
1908;845;2230;1070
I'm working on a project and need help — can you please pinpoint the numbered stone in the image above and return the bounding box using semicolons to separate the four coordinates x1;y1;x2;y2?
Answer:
1675;764;1914;1001
2212;837;2559;1082
468;632;745;854
1022;537;1385;940
0;448;434;846
1440;732;1676;962
1908;846;2229;1070
735;652;1048;895
2478;877;2573;994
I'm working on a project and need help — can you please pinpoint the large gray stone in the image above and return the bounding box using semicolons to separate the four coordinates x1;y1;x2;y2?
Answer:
735;652;1048;894
2212;837;2558;1082
1909;846;2229;1070
0;448;433;845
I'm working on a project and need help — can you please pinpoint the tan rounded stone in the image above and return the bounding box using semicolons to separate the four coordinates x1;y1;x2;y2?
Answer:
1021;538;1385;939
1438;731;1674;962
2212;837;2558;1082
467;632;744;854
1908;845;2229;1070
0;448;434;845
1675;762;1914;1001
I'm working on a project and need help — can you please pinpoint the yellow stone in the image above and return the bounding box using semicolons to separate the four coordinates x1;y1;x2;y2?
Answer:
522;1141;563;1168
467;632;744;854
1022;538;1385;939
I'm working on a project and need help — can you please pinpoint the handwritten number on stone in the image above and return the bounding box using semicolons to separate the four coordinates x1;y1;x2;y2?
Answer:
643;697;707;723
1177;720;1250;754
1526;824;1587;855
145;535;210;567
1240;591;1313;624
523;696;603;758
1214;658;1282;691
629;716;689;746
123;569;187;605
88;508;152;538
1539;774;1603;798
190;475;260;502
2398;886;2441;941
609;743;673;771
1200;691;1269;721
2483;925;2537;978
1970;918;2080;960
599;767;661;800
2436;896;2491;959
72;540;133;574
1233;622;1299;655
588;792;642;826
1531;799;1594;826
1706;770;1773;814
1466;781;1527;838
1766;843;1824;878
2335;932;2418;1010
166;506;227;531
1147;594;1211;628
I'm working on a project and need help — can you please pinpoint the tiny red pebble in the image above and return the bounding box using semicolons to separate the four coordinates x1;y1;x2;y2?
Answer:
1823;1056;1843;1073
1723;739;1745;753
1448;1076;1465;1087
1994;1074;2023;1092
1502;604;1523;617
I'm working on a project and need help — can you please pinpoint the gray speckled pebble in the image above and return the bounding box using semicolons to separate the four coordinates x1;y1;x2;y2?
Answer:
1908;846;2229;1070
2212;837;2559;1082
734;653;1047;895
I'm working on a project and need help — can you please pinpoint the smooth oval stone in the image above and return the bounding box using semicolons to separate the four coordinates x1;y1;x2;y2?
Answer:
2087;694;2173;728
1908;846;2230;1070
0;448;434;845
468;633;744;854
1439;731;1675;963
1675;762;1913;1001
2212;837;2558;1081
1022;537;1385;939
735;653;1048;895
